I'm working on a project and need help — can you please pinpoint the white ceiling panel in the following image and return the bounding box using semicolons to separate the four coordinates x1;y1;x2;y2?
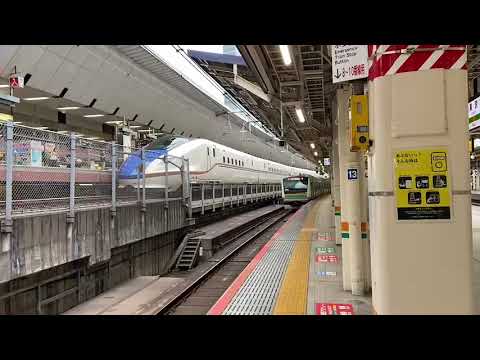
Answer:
80;50;105;73
46;59;80;96
65;46;90;66
66;67;97;104
0;46;20;77
4;46;45;77
46;45;74;58
28;51;64;90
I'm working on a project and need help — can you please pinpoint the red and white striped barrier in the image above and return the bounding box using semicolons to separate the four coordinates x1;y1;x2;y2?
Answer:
368;45;467;81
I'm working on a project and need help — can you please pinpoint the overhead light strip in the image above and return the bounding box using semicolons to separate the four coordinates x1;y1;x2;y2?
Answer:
279;45;292;66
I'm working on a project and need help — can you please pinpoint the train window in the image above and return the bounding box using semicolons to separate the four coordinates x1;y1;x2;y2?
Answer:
213;148;216;157
223;156;225;163
207;147;210;156
235;159;237;166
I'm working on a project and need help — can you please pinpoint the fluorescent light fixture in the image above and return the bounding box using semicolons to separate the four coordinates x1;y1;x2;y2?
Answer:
86;137;100;140
74;133;85;137
56;106;80;111
0;84;9;88
314;151;318;156
295;107;305;123
24;97;50;101
137;129;152;132
310;143;315;149
57;130;70;134
34;127;49;130
279;45;292;66
83;114;105;118
105;120;124;125
13;122;22;125
129;125;142;129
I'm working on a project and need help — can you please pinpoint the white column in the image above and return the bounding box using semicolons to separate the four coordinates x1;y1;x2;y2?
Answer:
368;46;473;314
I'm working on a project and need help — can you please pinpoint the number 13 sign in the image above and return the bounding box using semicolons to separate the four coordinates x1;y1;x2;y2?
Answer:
347;168;358;180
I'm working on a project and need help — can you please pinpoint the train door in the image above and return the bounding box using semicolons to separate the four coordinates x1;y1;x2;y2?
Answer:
206;145;211;172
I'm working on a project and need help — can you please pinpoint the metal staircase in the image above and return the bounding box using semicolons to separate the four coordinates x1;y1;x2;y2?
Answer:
176;238;202;270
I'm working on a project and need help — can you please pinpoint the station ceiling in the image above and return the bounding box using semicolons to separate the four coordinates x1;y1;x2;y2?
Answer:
191;44;480;163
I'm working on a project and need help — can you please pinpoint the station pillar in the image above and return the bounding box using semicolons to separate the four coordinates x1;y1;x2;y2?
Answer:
367;45;474;314
332;107;342;245
336;86;366;294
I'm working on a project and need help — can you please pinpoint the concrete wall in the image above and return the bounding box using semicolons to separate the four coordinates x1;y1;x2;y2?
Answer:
1;199;187;283
0;228;182;314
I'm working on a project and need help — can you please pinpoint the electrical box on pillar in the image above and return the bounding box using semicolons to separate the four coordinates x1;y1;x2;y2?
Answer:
349;95;369;152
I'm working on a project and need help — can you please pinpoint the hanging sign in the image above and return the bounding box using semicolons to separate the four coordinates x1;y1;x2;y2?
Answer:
394;148;451;221
331;45;368;83
469;96;480;130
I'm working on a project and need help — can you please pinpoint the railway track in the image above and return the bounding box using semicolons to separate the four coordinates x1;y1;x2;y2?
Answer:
157;208;293;315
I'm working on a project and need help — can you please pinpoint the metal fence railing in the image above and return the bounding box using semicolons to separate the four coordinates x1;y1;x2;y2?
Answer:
0;122;191;220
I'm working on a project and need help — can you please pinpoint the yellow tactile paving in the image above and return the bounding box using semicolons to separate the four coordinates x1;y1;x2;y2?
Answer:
273;200;321;315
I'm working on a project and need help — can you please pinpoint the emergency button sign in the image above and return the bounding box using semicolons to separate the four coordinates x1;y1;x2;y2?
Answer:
331;45;368;83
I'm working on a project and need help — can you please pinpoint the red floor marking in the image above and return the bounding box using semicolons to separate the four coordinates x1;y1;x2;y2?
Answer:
207;207;304;315
316;255;338;263
316;303;354;315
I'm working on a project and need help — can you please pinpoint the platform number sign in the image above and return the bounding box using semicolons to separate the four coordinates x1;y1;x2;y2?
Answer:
347;168;358;180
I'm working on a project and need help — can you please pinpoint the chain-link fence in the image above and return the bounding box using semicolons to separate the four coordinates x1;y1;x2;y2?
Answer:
0;123;191;219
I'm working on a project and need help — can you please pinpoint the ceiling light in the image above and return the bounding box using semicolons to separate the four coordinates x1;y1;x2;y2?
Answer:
295;107;305;123
129;125;142;129
57;130;70;134
279;45;292;66
13;122;22;125
314;151;318;156
56;106;80;111
83;114;105;118
34;127;49;130
105;120;124;125
310;143;315;149
86;137;100;140
24;97;50;101
137;129;152;132
0;84;9;88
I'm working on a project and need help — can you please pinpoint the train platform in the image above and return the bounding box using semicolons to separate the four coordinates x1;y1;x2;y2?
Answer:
62;204;286;315
208;195;373;315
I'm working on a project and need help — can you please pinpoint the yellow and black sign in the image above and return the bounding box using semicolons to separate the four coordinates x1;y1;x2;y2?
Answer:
349;95;369;152
394;148;451;221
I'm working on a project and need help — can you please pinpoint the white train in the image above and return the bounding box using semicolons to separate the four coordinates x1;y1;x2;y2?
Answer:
118;134;322;191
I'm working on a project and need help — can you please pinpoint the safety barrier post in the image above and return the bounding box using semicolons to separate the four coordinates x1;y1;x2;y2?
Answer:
2;122;13;257
222;183;225;210
140;148;147;238
67;133;76;258
212;183;216;212
201;183;205;215
163;155;168;209
185;158;192;219
111;143;117;241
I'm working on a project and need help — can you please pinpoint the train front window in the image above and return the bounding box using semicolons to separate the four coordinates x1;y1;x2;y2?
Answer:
144;135;189;151
283;177;308;193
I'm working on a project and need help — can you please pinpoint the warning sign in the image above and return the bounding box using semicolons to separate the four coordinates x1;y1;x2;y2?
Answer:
316;303;354;315
394;148;451;220
331;45;368;83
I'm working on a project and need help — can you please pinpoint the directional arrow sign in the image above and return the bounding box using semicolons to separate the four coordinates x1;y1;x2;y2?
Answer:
331;45;368;83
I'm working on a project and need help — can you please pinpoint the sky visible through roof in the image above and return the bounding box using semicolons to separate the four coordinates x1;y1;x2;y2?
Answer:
145;45;276;138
